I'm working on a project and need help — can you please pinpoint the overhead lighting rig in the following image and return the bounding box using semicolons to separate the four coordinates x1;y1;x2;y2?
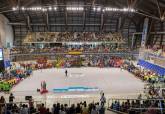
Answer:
12;6;57;12
12;6;136;13
66;6;84;11
93;6;101;12
104;7;136;12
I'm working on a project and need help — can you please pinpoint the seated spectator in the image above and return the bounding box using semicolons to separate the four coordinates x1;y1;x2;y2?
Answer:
91;105;98;114
59;106;66;114
76;103;82;114
82;103;88;114
20;104;28;114
46;108;52;114
39;103;47;114
69;104;76;114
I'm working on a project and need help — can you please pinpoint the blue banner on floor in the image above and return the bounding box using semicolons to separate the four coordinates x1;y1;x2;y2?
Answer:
53;86;99;92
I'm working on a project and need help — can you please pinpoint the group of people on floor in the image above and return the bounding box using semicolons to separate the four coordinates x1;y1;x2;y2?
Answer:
15;56;124;69
122;61;163;83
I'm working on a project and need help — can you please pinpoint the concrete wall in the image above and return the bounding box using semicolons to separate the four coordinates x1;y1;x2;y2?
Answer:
0;14;13;48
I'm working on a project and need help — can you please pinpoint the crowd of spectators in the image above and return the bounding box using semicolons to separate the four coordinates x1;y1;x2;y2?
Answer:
145;45;165;58
15;56;124;69
0;95;106;114
122;62;161;83
10;44;129;55
110;98;165;114
24;32;125;43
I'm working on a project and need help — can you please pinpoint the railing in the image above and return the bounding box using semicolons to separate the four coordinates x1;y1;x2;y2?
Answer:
10;52;139;56
10;52;138;61
0;90;142;108
108;98;165;114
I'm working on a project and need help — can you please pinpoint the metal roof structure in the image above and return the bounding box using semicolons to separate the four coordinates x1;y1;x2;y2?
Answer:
0;0;164;45
0;0;164;22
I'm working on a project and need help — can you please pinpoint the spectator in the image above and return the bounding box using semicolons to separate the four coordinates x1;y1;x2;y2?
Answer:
46;108;52;114
39;103;47;114
20;104;28;114
82;103;88;114
29;97;34;113
59;106;66;114
69;104;76;114
91;105;98;114
95;102;100;112
64;104;69;114
100;93;106;107
144;104;157;114
76;103;82;114
9;93;15;103
0;96;5;113
52;104;56;114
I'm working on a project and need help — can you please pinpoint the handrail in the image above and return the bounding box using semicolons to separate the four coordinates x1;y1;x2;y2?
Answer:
10;52;138;56
108;98;165;114
108;98;165;101
0;101;41;104
108;108;128;114
130;108;165;110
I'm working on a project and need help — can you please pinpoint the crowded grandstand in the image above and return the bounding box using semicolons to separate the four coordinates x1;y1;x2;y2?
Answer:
0;0;165;114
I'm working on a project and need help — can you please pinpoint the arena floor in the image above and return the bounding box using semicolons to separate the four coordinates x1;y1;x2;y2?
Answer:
11;68;145;97
0;67;145;107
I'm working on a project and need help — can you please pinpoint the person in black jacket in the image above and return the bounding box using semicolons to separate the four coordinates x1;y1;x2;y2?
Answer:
9;93;15;103
65;70;68;77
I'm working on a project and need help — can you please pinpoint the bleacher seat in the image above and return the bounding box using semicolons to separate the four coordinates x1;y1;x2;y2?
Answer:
138;59;165;76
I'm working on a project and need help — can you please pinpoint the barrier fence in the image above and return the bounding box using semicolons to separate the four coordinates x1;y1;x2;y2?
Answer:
108;98;165;114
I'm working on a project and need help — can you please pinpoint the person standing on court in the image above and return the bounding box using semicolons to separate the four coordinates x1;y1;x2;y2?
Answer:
100;93;106;107
65;69;68;77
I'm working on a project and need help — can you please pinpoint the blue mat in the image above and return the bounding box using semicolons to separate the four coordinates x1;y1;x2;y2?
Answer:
138;59;165;76
53;86;99;92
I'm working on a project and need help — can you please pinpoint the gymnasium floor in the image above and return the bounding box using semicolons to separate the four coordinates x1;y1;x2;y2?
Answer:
11;67;145;97
0;67;144;107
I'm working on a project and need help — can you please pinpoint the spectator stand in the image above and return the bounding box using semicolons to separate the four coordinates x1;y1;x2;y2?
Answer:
0;100;41;114
108;98;165;114
137;59;165;77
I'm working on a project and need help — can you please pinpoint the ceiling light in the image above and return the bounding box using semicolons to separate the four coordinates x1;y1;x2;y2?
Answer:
21;7;25;10
48;7;52;11
161;16;164;21
105;7;135;12
54;7;57;10
12;7;18;11
93;7;101;12
66;7;84;11
42;8;47;12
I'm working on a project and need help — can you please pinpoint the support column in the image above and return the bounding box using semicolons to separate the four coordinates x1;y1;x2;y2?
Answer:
0;14;13;48
139;17;149;59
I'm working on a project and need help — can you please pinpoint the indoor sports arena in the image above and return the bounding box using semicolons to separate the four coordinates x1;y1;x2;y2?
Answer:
0;0;165;114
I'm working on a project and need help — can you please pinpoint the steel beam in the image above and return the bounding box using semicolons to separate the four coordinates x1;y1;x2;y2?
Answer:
83;11;86;31
46;12;49;31
100;13;104;31
27;15;32;31
8;23;117;26
135;11;161;21
155;0;162;19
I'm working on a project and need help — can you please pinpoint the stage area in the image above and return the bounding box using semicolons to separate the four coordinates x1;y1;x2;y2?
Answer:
11;68;145;97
